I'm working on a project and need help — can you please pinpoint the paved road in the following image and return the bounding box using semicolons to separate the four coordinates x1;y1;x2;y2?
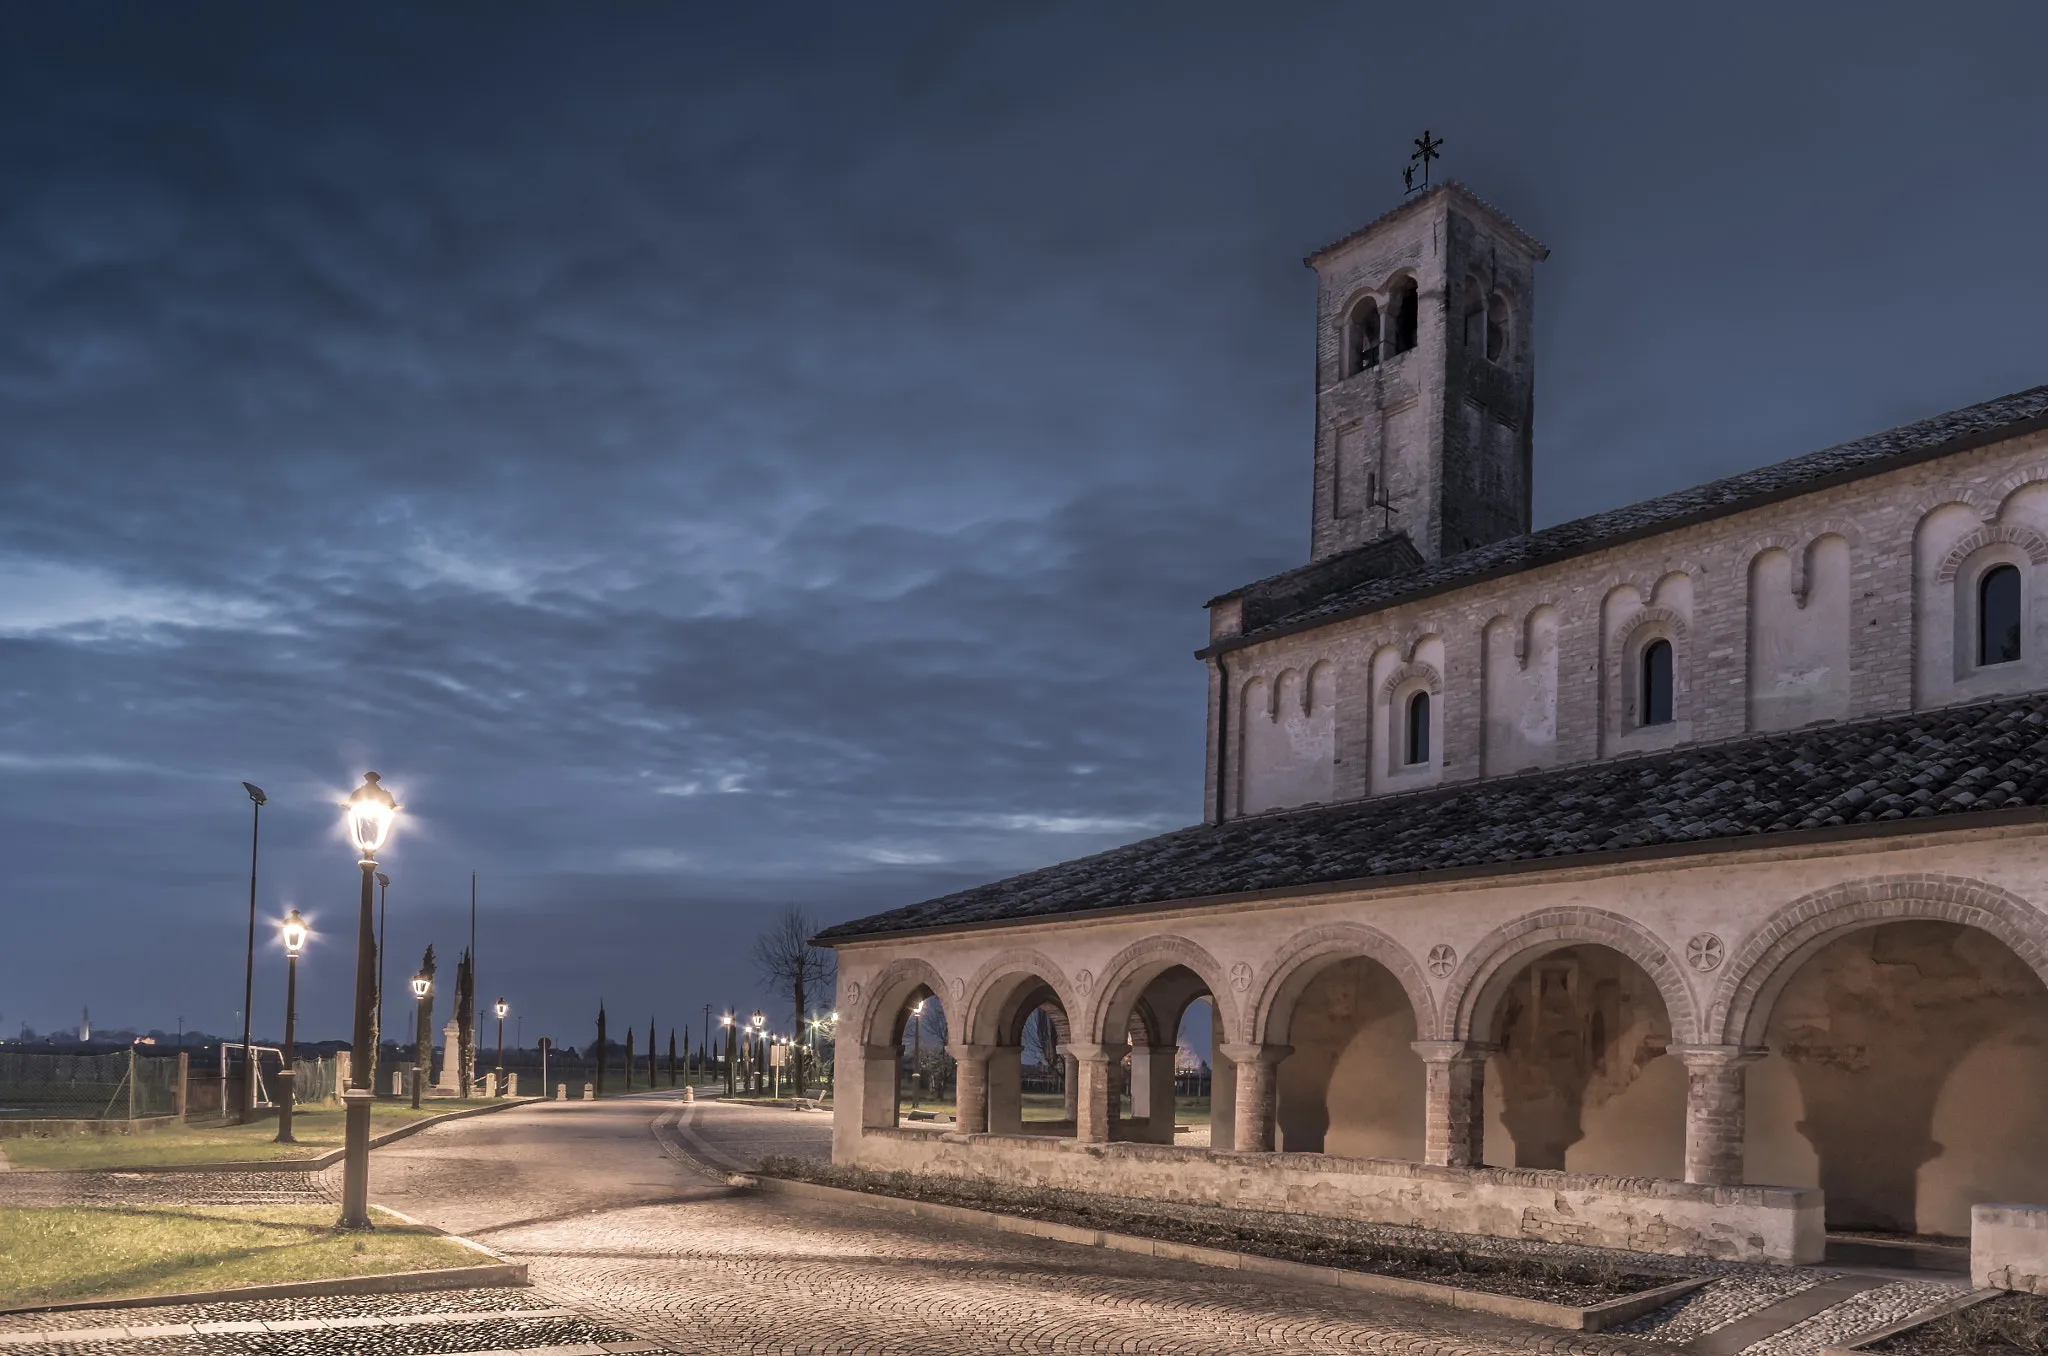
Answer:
367;1092;1644;1356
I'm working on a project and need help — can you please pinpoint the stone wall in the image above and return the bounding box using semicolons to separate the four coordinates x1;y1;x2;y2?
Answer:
1974;1203;2048;1294
848;1127;1824;1264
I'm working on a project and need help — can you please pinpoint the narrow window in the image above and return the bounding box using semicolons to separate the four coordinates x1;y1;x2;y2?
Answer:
1461;275;1484;348
1404;690;1431;765
1485;292;1510;363
1345;298;1381;376
1640;639;1674;726
1390;277;1419;355
1980;564;2023;665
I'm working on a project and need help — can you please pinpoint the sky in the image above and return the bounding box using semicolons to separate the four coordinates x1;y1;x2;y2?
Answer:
2;2;2045;1051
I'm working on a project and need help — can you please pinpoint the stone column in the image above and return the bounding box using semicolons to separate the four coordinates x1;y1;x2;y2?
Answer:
1127;1044;1180;1144
987;1046;1023;1134
947;1043;992;1134
1218;1043;1291;1153
1676;1045;1765;1186
1209;1047;1237;1152
1070;1043;1127;1144
1413;1041;1492;1167
1061;1053;1078;1122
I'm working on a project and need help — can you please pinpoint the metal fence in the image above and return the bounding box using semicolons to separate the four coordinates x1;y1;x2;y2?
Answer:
0;1050;181;1121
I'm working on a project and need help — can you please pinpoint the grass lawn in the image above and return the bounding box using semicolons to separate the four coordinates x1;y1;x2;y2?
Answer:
1;1099;505;1171
0;1204;482;1308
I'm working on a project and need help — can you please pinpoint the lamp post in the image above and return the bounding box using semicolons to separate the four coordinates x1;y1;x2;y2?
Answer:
750;1010;765;1096
409;973;431;1110
909;999;926;1111
375;872;390;1089
493;998;507;1098
339;771;400;1231
275;909;308;1144
720;1013;734;1096
237;782;266;1124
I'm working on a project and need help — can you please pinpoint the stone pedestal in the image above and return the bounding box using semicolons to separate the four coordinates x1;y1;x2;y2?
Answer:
1975;1203;2048;1294
435;1020;461;1092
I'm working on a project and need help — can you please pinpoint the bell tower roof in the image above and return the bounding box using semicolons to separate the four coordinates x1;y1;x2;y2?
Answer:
1304;180;1549;270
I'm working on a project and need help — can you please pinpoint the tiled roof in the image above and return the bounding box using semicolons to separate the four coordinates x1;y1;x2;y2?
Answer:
1209;383;2048;653
814;694;2048;942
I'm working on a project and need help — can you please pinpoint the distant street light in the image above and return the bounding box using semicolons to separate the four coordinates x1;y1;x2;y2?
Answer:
721;1013;734;1096
409;972;432;1110
750;1010;765;1096
339;771;400;1231
275;910;308;1144
494;998;508;1098
909;999;927;1111
237;782;267;1124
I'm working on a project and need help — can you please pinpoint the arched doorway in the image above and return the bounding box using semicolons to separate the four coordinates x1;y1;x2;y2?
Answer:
1745;920;2048;1234
967;967;1079;1138
1481;944;1685;1176
1091;942;1232;1148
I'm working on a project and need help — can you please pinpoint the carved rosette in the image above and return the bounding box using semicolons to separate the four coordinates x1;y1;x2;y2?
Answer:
1686;933;1725;973
1427;944;1457;978
1229;961;1253;993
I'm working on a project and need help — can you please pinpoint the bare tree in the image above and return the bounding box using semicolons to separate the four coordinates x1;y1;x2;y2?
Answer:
752;905;836;1095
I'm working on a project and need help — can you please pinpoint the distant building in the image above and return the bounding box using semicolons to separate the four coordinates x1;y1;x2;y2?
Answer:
816;181;2048;1264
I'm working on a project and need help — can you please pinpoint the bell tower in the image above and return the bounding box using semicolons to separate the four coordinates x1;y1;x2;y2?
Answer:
1306;181;1547;563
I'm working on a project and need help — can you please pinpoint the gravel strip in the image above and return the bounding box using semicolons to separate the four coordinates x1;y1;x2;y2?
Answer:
1740;1279;1969;1356
1613;1269;1838;1343
0;1173;334;1208
0;1314;634;1355
0;1290;541;1335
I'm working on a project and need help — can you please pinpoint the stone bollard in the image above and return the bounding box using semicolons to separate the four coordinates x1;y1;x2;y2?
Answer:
392;1070;405;1097
505;1072;518;1098
682;1085;695;1103
556;1083;567;1101
583;1083;595;1101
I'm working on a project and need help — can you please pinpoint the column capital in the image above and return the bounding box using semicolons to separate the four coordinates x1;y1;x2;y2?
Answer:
1671;1044;1768;1070
1066;1042;1130;1064
1217;1042;1292;1067
1410;1040;1496;1064
945;1043;995;1064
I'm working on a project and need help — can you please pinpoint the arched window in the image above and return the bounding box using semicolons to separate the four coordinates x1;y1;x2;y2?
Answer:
1980;564;2023;666
1461;275;1484;349
1404;690;1431;765
1390;277;1419;355
1344;298;1381;377
1485;292;1511;363
1640;638;1674;726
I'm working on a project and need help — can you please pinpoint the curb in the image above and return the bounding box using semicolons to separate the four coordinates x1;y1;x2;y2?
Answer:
1819;1287;2005;1354
746;1175;1706;1332
14;1099;541;1175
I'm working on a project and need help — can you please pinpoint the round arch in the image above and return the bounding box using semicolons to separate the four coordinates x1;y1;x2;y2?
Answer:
1709;874;2048;1046
959;949;1080;1047
1085;935;1237;1046
1442;907;1698;1044
1249;922;1436;1044
855;956;951;1047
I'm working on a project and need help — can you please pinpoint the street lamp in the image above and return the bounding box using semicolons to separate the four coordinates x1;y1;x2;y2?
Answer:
339;770;400;1231
720;1013;734;1096
909;999;926;1111
493;998;507;1098
275;910;308;1144
237;781;267;1124
375;872;390;1090
750;1010;766;1096
409;973;432;1110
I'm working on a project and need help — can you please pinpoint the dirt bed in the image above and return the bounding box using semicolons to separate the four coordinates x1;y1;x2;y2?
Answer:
757;1157;1681;1307
1869;1292;2048;1356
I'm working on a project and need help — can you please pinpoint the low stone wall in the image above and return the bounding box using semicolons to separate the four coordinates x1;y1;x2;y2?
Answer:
852;1128;1823;1264
1974;1203;2048;1294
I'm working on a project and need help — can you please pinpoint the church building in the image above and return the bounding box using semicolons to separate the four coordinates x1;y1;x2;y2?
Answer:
815;181;2048;1264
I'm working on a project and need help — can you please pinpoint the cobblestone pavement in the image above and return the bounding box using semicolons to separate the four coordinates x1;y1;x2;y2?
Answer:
0;1171;334;1208
0;1096;1970;1354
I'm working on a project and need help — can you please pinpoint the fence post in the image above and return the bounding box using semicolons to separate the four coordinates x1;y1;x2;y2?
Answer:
126;1048;138;1121
176;1051;190;1120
